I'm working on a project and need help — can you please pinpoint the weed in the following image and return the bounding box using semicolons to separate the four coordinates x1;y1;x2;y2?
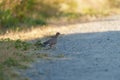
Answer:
34;40;43;49
0;38;35;79
3;57;19;67
21;55;33;62
13;52;23;57
0;10;19;28
0;70;4;80
36;53;49;58
0;38;12;42
23;17;47;26
60;12;81;19
56;54;65;58
14;39;31;50
81;7;110;17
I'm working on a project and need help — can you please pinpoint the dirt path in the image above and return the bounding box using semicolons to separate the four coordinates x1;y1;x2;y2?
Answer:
21;15;120;80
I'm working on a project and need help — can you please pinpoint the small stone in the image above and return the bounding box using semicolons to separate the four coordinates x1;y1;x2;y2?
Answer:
104;69;108;72
107;38;110;40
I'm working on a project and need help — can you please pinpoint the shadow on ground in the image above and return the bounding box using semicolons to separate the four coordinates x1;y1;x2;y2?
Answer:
23;30;120;80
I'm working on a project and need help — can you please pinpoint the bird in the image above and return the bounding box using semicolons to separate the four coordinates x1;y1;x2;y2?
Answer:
42;32;60;49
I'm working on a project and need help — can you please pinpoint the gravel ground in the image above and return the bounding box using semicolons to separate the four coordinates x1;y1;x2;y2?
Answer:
21;15;120;80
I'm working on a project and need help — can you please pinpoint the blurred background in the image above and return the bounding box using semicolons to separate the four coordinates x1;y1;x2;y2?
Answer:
0;0;120;32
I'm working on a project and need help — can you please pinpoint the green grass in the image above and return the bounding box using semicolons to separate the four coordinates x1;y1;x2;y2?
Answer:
0;38;36;80
3;58;20;67
14;39;31;50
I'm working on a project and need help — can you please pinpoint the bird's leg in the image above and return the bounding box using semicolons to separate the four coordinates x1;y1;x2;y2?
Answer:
51;45;57;50
49;44;53;49
44;44;53;50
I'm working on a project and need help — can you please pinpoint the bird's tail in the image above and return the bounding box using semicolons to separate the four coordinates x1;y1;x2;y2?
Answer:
34;40;45;47
42;41;49;47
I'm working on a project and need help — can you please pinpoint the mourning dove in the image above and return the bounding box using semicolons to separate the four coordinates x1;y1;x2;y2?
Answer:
42;32;60;48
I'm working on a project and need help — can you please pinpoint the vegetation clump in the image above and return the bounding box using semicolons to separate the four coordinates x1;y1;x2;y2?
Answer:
0;38;34;80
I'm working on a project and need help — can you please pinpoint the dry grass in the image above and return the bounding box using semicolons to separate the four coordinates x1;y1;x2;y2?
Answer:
0;25;70;41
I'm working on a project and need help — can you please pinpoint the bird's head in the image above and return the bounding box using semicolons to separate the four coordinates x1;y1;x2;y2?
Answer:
56;32;60;36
